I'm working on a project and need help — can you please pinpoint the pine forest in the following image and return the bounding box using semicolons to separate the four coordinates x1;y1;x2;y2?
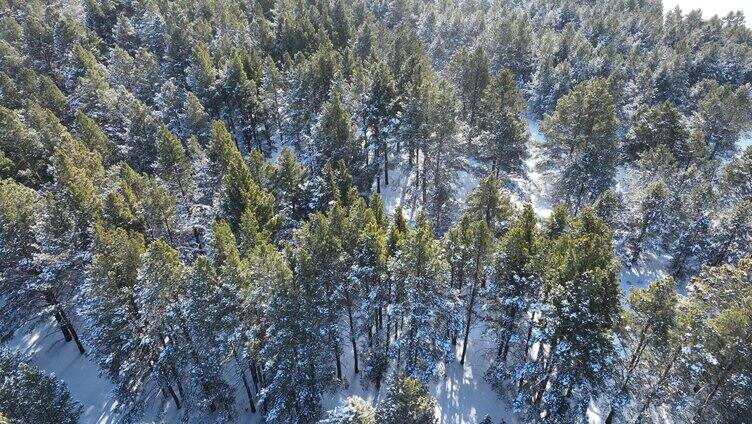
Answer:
1;0;751;423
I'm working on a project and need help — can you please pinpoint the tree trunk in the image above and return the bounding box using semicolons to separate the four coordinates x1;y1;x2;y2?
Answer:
383;141;389;186
59;309;86;354
694;355;738;422
501;308;518;361
634;345;682;423
334;345;342;381
234;349;256;413
54;310;72;342
165;384;181;409
346;298;359;374
460;275;479;365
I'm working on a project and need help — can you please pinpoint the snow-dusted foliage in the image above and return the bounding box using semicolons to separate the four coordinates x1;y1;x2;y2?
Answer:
1;0;752;423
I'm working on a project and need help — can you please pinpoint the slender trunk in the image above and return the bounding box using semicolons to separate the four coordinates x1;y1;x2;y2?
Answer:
460;273;479;365
171;364;185;399
501;308;518;361
233;349;256;413
54;310;72;342
460;283;477;365
334;345;342;380
383;138;389;186
534;336;559;405
634;345;682;423
165;384;181;409
59;309;86;354
250;361;260;392
630;219;648;265
175;174;204;252
162;213;176;246
694;356;738;421
346;298;359;374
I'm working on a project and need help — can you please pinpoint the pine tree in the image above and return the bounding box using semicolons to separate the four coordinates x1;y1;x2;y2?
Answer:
679;259;752;423
472;68;529;178
720;146;752;204
182;92;211;143
186;42;217;112
131;239;189;412
389;211;455;381
689;81;752;160
320;396;375;424
82;224;156;413
463;176;516;237
626;181;669;264
179;256;239;418
708;200;752;266
625;101;689;163
457;220;493;365
156;79;185;138
518;210;620;422
259;236;335;423
0;347;82;424
349;210;388;384
74;111;113;164
447;45;490;126
363;59;398;192
485;204;541;364
375;374;437;424
316;94;368;189
0;106;46;186
542;78;620;214
221;149;277;235
271;146;310;231
604;277;678;424
421;81;464;235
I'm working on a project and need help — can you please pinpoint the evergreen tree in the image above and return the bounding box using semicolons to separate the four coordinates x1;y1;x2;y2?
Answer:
259;237;335;423
689;81;752;160
472;68;529;178
316;94;368;189
389;212;456;381
626;101;689;163
186;42;217;111
626;181;669;264
485;204;541;364
463;176;516;237
179;256;239;419
320;396;375;424
272;146;310;231
542;78;620;214
82;224;156;415
447;45;490;126
74;111;113;164
0;347;82;424
518;210;620;422
604;277;678;424
457;220;493;365
364;59;398;192
349;210;388;385
375;374;437;424
679;259;752;423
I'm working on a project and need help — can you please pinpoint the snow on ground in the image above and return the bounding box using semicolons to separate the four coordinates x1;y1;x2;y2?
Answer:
521;119;552;218
9;317;516;423
618;251;671;292
737;135;752;151
323;325;518;424
15;120;746;423
8;322;120;424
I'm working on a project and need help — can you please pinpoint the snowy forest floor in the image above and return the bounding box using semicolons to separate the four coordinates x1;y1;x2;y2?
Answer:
7;127;751;424
9;318;518;423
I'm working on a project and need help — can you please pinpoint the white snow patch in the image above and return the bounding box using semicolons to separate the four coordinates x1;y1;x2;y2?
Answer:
619;251;671;291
